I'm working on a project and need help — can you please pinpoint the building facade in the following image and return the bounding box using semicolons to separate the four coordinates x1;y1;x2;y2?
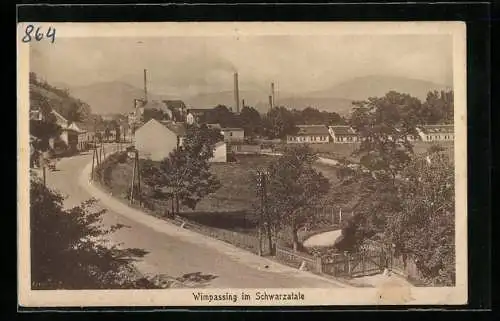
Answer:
221;127;245;142
416;124;454;142
134;119;227;163
328;126;359;143
286;125;330;144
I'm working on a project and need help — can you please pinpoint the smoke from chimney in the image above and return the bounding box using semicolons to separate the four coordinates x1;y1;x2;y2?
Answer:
234;72;240;113
143;69;148;102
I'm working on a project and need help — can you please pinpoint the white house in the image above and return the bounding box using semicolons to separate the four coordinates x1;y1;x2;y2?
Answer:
328;126;359;143
134;119;227;163
220;127;245;142
416;124;454;142
286;125;330;144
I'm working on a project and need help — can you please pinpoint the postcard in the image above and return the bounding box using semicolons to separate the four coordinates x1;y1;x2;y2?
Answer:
18;21;467;307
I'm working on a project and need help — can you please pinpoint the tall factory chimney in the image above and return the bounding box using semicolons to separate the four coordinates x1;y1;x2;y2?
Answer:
234;72;240;113
143;69;148;102
268;95;273;112
242;99;245;109
271;82;275;109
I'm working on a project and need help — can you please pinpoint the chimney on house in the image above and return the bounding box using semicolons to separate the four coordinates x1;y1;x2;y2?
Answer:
234;72;240;113
271;82;275;109
143;69;148;102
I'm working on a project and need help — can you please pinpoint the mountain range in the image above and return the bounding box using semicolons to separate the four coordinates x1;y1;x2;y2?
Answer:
66;75;451;116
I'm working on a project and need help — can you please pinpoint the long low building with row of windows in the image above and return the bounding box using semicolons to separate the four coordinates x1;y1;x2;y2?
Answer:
286;124;454;144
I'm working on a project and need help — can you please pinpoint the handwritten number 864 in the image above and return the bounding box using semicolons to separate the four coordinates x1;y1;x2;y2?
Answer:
22;25;56;43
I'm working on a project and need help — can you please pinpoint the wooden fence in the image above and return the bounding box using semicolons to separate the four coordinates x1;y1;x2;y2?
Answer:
275;245;323;273
177;217;271;255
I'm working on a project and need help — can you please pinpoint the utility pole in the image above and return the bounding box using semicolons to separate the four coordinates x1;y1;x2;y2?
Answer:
129;149;142;205
136;150;141;206
262;170;273;255
91;146;96;181
42;165;46;187
256;171;263;256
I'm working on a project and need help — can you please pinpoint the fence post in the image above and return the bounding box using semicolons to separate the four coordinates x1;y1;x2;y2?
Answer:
345;251;351;277
317;257;323;274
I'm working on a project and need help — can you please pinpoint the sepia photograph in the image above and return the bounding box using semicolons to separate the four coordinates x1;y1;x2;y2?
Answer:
17;22;467;306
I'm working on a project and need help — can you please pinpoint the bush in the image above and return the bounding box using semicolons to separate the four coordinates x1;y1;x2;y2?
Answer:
30;175;162;289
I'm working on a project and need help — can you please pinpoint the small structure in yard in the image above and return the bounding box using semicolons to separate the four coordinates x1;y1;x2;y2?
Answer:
328;125;359;143
221;127;245;143
416;124;454;142
286;125;330;144
69;122;96;151
134;119;227;163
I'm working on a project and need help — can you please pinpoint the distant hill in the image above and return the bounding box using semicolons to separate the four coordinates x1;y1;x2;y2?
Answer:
30;78;92;122
68;75;451;116
307;75;451;102
69;81;166;115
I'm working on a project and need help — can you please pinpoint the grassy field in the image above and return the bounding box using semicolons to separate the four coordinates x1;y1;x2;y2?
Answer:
105;154;340;231
104;140;453;234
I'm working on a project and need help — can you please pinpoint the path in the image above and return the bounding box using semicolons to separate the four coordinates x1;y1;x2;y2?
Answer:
303;230;342;248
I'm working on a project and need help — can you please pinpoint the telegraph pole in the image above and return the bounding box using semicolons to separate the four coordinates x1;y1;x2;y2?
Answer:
262;170;273;255
256;171;263;256
129;149;142;205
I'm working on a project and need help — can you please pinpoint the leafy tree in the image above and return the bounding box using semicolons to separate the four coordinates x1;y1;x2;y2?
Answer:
420;90;454;124
141;124;223;215
262;106;297;139
29;87;61;151
239;106;262;137
386;151;455;286
264;145;330;251
349;91;422;182
332;91;424;250
30;175;161;289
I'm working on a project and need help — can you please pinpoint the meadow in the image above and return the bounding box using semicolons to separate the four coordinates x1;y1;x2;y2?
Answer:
103;140;453;236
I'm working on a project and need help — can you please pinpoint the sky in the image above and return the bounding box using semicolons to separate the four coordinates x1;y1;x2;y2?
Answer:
30;34;453;97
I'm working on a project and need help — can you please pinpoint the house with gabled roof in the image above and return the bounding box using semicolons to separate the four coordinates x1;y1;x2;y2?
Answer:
328;125;359;143
286;125;330;144
416;124;454;142
134;119;227;163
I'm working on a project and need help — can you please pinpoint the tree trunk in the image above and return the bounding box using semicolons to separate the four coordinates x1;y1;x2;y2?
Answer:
265;222;273;255
175;194;180;215
292;225;300;252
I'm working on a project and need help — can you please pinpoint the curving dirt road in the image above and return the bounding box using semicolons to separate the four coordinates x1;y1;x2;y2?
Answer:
44;149;344;289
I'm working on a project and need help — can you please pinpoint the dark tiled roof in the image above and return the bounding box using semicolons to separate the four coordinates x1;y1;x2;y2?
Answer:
188;108;212;114
159;120;187;136
419;124;454;134
142;100;169;112
293;125;330;136
207;123;222;129
221;127;244;132
163;100;186;110
328;125;357;135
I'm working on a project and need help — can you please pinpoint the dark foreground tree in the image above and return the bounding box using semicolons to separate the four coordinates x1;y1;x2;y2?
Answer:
30;175;163;289
264;145;330;251
387;151;455;286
